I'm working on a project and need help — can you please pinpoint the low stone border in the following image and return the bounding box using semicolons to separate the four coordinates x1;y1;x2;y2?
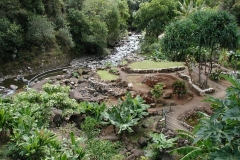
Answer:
176;72;215;96
178;106;213;131
121;66;185;73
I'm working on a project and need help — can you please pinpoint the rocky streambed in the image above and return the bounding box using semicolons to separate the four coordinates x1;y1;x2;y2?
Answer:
0;32;143;98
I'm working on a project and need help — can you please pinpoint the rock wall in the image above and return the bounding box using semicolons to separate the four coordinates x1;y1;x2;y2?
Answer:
122;66;185;73
176;72;215;96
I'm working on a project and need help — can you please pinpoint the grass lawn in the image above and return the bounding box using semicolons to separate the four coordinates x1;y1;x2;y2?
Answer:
129;61;184;69
97;70;119;81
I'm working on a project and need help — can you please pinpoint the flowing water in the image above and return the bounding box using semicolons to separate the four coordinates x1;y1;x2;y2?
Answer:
0;32;142;97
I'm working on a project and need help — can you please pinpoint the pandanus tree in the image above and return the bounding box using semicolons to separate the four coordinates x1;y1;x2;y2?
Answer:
161;18;196;61
174;0;206;19
200;11;239;74
162;10;239;84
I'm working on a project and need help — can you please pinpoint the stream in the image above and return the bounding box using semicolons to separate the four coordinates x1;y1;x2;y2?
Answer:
0;32;142;98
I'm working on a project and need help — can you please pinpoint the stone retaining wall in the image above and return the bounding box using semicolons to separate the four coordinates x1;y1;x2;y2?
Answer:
176;72;215;96
122;66;186;73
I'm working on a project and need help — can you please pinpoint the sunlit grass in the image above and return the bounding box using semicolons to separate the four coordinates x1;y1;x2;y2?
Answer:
97;70;119;81
129;61;184;69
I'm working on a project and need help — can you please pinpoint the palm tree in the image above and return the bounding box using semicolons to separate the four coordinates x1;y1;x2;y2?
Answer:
174;0;206;19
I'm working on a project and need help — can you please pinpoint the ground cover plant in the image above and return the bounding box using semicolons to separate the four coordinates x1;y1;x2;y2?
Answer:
0;83;125;159
129;61;184;69
97;70;119;81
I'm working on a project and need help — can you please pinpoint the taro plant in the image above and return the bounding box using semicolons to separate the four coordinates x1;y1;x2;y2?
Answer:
150;132;178;159
151;133;178;151
42;83;70;94
171;75;240;159
80;101;106;122
170;130;216;160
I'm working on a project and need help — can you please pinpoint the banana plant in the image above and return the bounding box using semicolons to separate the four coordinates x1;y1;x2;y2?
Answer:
103;104;139;134
80;101;106;122
121;93;150;119
151;133;178;153
170;130;216;160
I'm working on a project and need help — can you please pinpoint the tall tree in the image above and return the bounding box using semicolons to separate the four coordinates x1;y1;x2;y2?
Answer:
26;15;55;49
161;18;196;61
133;0;177;39
0;18;23;61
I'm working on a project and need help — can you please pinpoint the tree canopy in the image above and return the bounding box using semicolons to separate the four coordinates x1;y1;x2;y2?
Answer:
0;0;130;63
133;0;177;38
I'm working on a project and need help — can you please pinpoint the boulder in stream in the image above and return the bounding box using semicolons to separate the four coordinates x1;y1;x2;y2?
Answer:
10;84;18;90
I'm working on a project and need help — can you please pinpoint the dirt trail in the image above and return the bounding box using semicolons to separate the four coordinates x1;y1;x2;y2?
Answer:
118;66;230;131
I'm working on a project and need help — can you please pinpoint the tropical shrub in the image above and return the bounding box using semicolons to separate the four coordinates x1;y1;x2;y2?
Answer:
209;69;223;81
171;80;187;97
81;117;100;139
3;128;62;159
86;139;122;160
150;133;178;159
80;101;106;122
27;15;55;48
109;68;119;75
151;82;164;103
171;75;240;159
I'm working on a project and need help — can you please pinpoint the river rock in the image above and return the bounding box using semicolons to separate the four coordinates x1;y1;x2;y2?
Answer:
63;69;68;72
10;84;18;90
69;90;83;101
137;137;148;148
22;77;28;83
53;114;64;127
131;148;144;158
126;154;135;160
0;72;3;78
162;91;172;99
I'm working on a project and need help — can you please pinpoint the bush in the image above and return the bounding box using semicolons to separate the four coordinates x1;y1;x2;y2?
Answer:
27;16;55;48
209;69;223;81
171;80;187;97
109;68;119;75
56;27;74;48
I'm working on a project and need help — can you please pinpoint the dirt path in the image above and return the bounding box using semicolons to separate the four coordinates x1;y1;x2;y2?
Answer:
30;65;230;131
118;66;230;131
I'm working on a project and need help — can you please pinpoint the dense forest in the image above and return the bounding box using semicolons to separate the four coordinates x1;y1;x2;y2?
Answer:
0;0;239;64
1;0;240;160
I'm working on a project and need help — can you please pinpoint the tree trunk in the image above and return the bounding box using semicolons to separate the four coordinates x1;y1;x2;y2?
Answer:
198;45;202;83
209;44;214;74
